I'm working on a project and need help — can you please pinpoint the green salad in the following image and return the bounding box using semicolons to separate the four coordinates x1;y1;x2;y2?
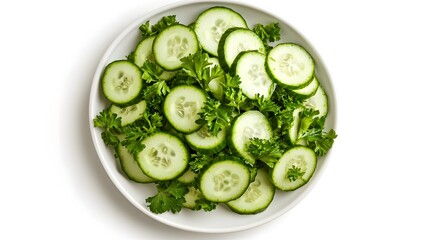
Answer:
93;6;337;215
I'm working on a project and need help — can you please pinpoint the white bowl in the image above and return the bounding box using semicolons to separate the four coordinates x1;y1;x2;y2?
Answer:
89;0;336;233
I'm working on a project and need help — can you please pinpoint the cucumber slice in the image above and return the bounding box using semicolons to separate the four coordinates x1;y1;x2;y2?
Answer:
133;36;177;80
184;124;227;154
183;186;203;209
207;57;224;100
231;51;275;99
290;75;320;99
133;36;156;67
194;6;248;56
271;146;317;191
218;28;265;72
136;132;189;181
266;43;314;89
303;86;328;118
109;99;146;126
116;141;155;183
228;110;273;165
289;106;304;144
163;85;206;133
153;24;199;70
101;60;142;106
200;160;251;202
226;168;275;214
177;168;199;185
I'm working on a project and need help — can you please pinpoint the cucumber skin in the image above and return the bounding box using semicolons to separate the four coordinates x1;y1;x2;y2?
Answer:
115;145;155;184
226;168;275;215
265;43;315;90
101;60;143;107
218;27;239;72
185;136;227;154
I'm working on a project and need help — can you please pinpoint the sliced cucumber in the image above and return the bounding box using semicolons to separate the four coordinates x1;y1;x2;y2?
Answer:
153;24;199;70
136;132;189;181
303;85;328;118
163;85;206;133
194;6;248;56
183;186;203;209
271;146;317;191
231;51;275;99
218;28;265;72
133;36;177;80
200;160;250;202
177;168;199;185
101;60;142;106
266;43;314;89
116;141;155;183
207;57;224;100
109;99;146;126
228;110;273;165
184;124;227;154
289;106;304;144
133;36;156;67
290;75;320;99
226;168;275;214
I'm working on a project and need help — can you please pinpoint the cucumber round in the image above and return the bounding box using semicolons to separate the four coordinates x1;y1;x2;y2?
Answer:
200;160;251;202
266;43;314;89
303;85;328;118
109;99;146;126
290;75;320;99
228;110;273;165
194;6;248;56
133;35;177;80
163;85;206;133
136;132;189;181
153;24;199;70
116;141;155;183
133;36;156;67
184;124;227;154
271;146;317;191
231;51;275;99
101;60;142;106
226;168;275;214
218;28;265;72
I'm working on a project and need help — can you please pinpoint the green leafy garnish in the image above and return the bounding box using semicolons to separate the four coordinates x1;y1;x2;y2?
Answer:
286;165;305;182
247;138;283;168
139;15;178;39
180;51;224;94
253;22;281;50
196;98;234;136
146;180;188;214
93;109;122;147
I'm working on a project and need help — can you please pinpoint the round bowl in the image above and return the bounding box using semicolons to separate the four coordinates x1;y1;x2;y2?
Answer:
89;0;336;233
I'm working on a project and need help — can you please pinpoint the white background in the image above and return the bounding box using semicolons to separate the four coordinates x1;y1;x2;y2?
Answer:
1;0;428;239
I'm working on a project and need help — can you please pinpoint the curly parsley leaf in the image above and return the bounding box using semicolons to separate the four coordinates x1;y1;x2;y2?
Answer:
286;165;306;182
196;98;235;136
121;111;164;155
146;180;188;214
253;22;281;50
310;129;337;156
93;108;122;147
247;138;283;168
222;74;248;112
139;15;178;39
189;152;214;173
180;51;224;94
